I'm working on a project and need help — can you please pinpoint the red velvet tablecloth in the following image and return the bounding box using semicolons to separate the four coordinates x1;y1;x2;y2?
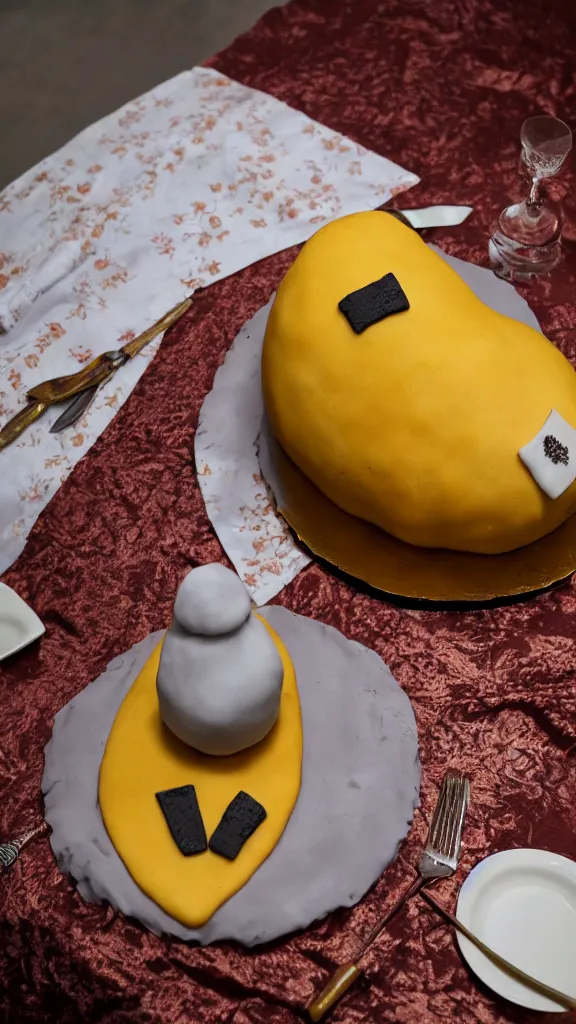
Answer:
2;1;576;1022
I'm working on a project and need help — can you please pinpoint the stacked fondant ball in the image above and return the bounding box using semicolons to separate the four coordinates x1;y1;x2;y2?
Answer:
157;564;283;756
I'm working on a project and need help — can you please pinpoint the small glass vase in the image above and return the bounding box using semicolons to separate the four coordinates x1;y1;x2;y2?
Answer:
489;115;571;281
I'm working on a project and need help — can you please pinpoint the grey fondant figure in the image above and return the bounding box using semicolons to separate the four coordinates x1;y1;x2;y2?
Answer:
157;563;283;756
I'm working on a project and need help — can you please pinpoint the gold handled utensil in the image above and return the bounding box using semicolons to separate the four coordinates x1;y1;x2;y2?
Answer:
0;822;49;873
422;890;576;1012
308;770;470;1021
0;294;195;451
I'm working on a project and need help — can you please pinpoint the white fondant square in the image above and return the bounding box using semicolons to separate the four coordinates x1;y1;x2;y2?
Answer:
519;409;576;499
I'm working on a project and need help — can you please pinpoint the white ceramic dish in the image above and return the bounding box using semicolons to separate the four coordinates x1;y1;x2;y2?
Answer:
0;582;44;661
456;848;576;1012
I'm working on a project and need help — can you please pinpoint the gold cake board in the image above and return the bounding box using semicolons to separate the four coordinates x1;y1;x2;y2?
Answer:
269;440;576;607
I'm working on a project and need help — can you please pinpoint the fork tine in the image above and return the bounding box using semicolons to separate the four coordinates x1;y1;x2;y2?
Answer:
427;772;455;852
430;771;469;861
427;775;451;849
446;788;462;859
444;775;469;861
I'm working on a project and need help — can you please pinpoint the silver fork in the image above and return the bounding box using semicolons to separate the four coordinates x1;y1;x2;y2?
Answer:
308;769;470;1022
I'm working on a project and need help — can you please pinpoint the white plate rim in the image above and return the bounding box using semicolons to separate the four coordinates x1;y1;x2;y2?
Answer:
0;582;45;661
456;847;576;1012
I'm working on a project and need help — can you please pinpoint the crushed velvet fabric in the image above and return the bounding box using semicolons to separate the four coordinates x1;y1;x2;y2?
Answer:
2;0;576;1021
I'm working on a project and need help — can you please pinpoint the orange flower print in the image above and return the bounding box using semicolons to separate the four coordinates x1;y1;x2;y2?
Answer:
71;433;84;447
92;223;105;239
66;195;79;204
35;171;48;182
172;213;186;225
207;261;221;275
77;182;91;194
35;334;52;354
102;268;129;289
209;215;221;229
65;158;75;167
151;233;175;258
250;218;267;228
24;353;40;369
67;302;87;320
192;201;206;214
210;183;222;193
198;232;211;248
8;370;22;390
69;347;93;364
262;191;274;202
118;329;136;344
94;258;109;271
173;146;185;160
348;161;362;176
259;153;276;164
216;230;230;242
48;323;66;338
390;182;410;198
0;273;9;291
278;198;300;221
311;173;322;185
88;164;103;173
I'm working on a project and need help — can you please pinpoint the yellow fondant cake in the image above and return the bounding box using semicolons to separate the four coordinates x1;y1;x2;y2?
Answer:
99;615;302;929
262;211;576;554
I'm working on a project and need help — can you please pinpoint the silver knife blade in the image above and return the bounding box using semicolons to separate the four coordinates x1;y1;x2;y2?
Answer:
49;384;100;433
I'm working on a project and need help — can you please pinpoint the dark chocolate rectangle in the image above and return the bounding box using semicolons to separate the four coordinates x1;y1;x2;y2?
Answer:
209;791;266;861
338;272;409;334
156;784;207;856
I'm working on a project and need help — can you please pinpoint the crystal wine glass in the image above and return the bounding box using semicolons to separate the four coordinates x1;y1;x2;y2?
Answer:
489;115;572;280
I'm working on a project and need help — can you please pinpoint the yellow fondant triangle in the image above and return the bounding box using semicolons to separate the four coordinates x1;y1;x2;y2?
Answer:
99;615;302;928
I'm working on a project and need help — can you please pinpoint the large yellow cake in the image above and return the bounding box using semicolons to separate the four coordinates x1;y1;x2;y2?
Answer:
262;211;576;554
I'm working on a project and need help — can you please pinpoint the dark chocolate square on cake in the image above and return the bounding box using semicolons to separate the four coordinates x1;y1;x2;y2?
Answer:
209;791;267;860
156;784;207;856
338;272;409;334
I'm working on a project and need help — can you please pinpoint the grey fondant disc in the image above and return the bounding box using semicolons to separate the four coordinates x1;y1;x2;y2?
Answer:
43;607;419;946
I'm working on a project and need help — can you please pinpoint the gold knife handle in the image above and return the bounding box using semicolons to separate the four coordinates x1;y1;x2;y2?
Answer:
25;294;194;407
0;401;48;452
122;295;193;358
308;963;362;1021
422;892;576;1011
27;355;116;405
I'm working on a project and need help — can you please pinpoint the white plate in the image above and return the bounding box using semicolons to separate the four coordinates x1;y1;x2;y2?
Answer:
456;849;576;1012
0;582;44;660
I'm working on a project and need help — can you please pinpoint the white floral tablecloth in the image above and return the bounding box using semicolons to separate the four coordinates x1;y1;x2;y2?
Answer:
0;66;418;573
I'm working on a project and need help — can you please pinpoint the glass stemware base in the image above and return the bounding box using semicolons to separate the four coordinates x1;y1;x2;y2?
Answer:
489;199;562;281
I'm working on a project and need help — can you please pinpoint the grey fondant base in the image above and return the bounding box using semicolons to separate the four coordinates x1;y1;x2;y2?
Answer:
42;607;420;946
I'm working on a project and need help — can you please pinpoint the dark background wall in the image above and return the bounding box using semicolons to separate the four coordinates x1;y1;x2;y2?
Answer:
0;0;284;190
